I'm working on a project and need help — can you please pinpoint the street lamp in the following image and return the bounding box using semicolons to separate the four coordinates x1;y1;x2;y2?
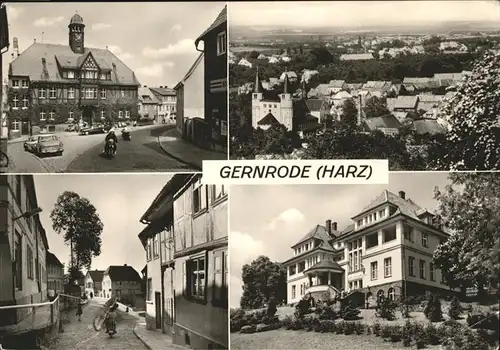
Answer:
13;207;42;221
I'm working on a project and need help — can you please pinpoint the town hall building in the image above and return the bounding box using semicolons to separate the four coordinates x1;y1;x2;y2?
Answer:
7;13;140;137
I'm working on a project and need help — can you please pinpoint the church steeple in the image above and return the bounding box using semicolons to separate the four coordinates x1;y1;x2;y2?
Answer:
302;79;307;100
68;13;85;54
254;67;261;93
283;74;289;94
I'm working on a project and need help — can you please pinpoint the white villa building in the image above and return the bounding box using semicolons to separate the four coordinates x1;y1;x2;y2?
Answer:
284;190;452;305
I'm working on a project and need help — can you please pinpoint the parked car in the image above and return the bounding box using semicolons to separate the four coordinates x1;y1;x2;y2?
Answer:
79;125;105;135
23;136;38;152
35;134;64;156
65;124;76;132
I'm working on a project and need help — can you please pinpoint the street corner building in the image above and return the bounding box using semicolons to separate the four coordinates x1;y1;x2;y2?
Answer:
0;175;49;331
285;190;453;308
7;13;140;139
138;174;228;349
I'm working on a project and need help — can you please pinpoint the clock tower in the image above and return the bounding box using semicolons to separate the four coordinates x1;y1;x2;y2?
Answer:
68;13;85;54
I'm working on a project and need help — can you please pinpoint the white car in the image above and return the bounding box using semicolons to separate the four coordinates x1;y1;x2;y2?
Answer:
23;136;38;152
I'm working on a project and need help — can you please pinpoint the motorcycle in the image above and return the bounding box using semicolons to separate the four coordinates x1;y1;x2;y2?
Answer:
122;129;131;141
104;139;117;157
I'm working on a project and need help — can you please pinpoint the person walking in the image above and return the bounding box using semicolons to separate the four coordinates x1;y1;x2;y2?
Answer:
77;299;83;322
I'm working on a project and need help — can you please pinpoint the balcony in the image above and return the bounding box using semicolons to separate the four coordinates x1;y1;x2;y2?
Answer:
303;259;345;302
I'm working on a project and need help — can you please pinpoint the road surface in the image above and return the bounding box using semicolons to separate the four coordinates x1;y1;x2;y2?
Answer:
50;299;147;350
7;125;196;173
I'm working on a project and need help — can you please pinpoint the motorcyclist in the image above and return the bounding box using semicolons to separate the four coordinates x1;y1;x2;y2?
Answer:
104;128;118;154
105;298;118;334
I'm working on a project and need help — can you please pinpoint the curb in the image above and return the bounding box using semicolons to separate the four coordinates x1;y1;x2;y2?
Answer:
157;136;201;171
133;322;152;350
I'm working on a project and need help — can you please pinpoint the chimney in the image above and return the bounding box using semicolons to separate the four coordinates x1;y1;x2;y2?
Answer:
332;222;338;231
143;85;147;88
399;191;406;199
124;264;127;266
33;38;36;43
159;86;163;88
326;219;332;235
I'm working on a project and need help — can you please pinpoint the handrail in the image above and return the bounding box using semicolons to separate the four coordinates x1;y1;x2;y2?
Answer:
0;295;60;310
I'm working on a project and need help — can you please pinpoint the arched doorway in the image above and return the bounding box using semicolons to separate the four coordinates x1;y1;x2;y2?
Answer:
81;105;97;126
377;290;385;304
387;288;395;301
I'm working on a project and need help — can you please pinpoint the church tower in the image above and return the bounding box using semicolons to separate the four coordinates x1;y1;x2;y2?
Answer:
251;67;263;129
68;13;85;54
279;74;293;131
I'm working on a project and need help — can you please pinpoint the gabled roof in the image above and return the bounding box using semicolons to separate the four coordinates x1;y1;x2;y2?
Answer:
412;119;447;135
363;114;401;131
138;87;159;104
87;269;104;283
333;91;352;99
353;190;427;221
328;80;345;88
304;259;344;273
362;81;391;90
10;43;140;86
395;95;419;110
305;98;325;112
292;224;336;249
257;112;280;126
195;5;227;48
174;52;204;90
46;251;63;267
104;265;142;282
150;87;176;97
386;98;396;112
340;53;374;60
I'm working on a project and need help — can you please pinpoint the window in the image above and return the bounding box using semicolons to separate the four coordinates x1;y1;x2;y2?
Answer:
405;256;414;277
153;234;159;258
217;31;227;55
388;288;395;301
366;233;378;249
49;87;57;99
384;257;392;277
69;111;74;120
68;88;75;99
40;111;46;121
22;96;28;108
289;265;296;276
84;88;97;99
120;90;125;97
371;261;378;280
39;88;46;99
383;227;397;243
404;225;414;242
125;110;130;119
12;95;19;109
99;73;106;80
147;278;152;301
211;185;226;203
430;263;435;281
118;111;123;119
192;184;206;214
421;232;428;248
49;111;55;120
292;285;296;299
27;245;34;280
11;119;20;131
100;110;105;119
419;259;426;279
68;71;75;79
100;89;106;99
187;255;206;301
146;239;152;261
14;232;22;289
213;250;227;306
12;80;19;88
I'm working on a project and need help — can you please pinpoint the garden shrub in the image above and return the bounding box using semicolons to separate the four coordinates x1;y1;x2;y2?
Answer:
230;319;241;333
354;322;365;335
315;320;335;333
266;297;277;318
341;300;361;320
256;323;270;332
467;311;499;330
335;321;347;334
240;325;256;334
389;325;402;342
424;322;440;345
453;329;490;350
372;321;381;336
343;322;356;335
380;325;391;340
448;296;463;320
402;320;414;347
375;297;397;320
424;294;443;322
414;324;427;349
294;298;311;319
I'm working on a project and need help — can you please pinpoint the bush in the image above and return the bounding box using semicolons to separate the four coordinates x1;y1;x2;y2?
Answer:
341;300;361;320
315;320;335;333
266;297;277;318
294;298;311;319
354;322;365;335
389;325;402;342
375;297;397;320
452;329;490;350
424;294;443;322
402;320;414;347
335;321;346;334
424;322;440;345
372;321;381;336
448;296;463;320
467;311;499;330
344;322;356;335
414;323;427;349
240;325;256;334
256;323;270;332
230;319;241;333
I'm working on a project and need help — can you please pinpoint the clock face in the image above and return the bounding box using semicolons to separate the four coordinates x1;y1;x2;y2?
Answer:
74;33;82;41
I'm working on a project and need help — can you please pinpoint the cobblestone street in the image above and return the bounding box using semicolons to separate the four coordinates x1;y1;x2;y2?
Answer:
50;299;146;350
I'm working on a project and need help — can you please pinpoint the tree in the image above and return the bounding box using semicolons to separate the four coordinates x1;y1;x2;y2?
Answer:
240;256;286;309
51;191;104;285
249;50;260;60
437;51;500;170
448;296;463;320
340;98;359;128
424;294;443;322
432;173;500;295
363;96;390;119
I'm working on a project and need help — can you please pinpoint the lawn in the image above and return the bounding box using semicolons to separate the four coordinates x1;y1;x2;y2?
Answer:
231;329;441;350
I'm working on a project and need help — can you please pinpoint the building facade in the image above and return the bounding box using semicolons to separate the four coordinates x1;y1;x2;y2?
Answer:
138;174;228;349
46;251;64;296
138;86;159;122
84;269;104;298
174;53;205;135
7;14;140;138
101;265;142;303
150;87;177;124
284;190;452;306
0;175;48;326
195;6;227;151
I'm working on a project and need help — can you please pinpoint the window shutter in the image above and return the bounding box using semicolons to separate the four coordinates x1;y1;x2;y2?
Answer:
223;250;228;305
212;250;223;304
182;262;186;296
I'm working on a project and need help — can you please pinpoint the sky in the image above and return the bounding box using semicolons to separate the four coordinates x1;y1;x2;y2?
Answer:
229;172;453;308
34;174;173;277
229;1;500;28
2;2;225;87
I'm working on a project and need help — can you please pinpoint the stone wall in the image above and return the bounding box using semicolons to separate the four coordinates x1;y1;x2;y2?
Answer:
173;323;227;350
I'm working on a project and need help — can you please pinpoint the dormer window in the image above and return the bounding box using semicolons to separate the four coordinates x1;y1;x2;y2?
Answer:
68;71;75;79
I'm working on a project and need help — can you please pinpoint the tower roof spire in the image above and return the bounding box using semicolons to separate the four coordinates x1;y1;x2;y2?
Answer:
302;79;307;100
284;73;289;94
254;66;261;93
